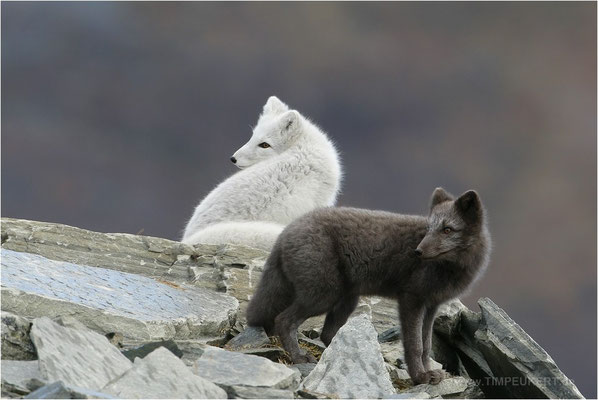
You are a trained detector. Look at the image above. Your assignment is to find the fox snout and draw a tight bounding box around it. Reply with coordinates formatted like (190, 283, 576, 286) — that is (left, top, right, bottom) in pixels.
(415, 235, 445, 259)
(415, 235, 432, 257)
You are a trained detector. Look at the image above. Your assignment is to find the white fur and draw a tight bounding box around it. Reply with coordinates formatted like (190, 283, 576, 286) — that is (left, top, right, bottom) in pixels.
(182, 96, 342, 250)
(183, 221, 285, 251)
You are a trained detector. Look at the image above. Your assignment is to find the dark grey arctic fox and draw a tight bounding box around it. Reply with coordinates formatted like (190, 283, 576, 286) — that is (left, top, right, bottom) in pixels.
(246, 188, 491, 385)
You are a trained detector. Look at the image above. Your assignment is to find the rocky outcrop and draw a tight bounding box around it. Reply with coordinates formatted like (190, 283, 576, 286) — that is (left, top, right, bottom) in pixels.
(0, 218, 584, 398)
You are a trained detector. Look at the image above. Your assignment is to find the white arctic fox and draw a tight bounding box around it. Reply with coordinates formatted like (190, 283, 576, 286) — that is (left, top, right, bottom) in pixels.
(182, 96, 342, 250)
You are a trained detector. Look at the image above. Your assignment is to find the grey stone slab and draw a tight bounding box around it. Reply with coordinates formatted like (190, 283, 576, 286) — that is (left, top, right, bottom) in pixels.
(474, 297, 584, 399)
(224, 326, 270, 351)
(402, 377, 469, 398)
(1, 218, 268, 283)
(433, 300, 469, 339)
(1, 360, 45, 393)
(378, 326, 402, 343)
(1, 249, 239, 340)
(193, 346, 300, 390)
(1, 311, 36, 360)
(301, 313, 395, 399)
(24, 381, 114, 399)
(30, 317, 132, 391)
(102, 347, 226, 399)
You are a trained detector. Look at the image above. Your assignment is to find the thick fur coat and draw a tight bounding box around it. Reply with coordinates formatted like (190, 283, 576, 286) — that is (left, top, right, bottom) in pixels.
(182, 96, 342, 250)
(246, 188, 491, 385)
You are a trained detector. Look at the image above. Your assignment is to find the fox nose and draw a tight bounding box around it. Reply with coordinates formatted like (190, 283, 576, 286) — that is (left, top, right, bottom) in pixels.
(230, 156, 237, 164)
(414, 248, 423, 257)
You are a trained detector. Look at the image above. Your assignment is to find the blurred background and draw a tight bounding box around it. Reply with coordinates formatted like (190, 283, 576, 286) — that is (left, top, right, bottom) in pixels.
(2, 2, 596, 396)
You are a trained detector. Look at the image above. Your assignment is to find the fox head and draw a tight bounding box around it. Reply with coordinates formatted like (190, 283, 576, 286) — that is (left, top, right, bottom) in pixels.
(415, 188, 486, 261)
(231, 96, 303, 169)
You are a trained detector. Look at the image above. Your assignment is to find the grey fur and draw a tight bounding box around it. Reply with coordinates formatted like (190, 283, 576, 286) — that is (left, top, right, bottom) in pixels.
(246, 188, 490, 385)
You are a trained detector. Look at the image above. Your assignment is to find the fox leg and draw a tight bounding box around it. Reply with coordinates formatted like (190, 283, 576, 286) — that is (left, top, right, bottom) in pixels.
(400, 298, 446, 385)
(421, 303, 447, 383)
(399, 296, 428, 384)
(274, 302, 317, 363)
(421, 303, 438, 370)
(320, 294, 359, 346)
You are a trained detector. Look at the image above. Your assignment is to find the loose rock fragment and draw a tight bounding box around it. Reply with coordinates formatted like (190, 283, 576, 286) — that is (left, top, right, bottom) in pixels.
(302, 313, 395, 398)
(193, 346, 300, 390)
(102, 347, 226, 399)
(378, 326, 402, 343)
(29, 317, 132, 390)
(224, 326, 270, 351)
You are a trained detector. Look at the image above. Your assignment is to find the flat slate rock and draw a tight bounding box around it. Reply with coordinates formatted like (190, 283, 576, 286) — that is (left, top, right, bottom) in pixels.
(25, 381, 114, 399)
(1, 249, 239, 340)
(193, 346, 300, 390)
(0, 217, 268, 282)
(30, 317, 132, 391)
(224, 326, 270, 351)
(378, 325, 402, 343)
(302, 313, 395, 398)
(474, 297, 584, 399)
(103, 347, 226, 399)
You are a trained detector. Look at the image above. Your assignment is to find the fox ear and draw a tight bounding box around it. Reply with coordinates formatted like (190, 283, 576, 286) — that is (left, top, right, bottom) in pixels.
(263, 96, 289, 115)
(430, 187, 454, 209)
(455, 190, 482, 220)
(279, 110, 301, 134)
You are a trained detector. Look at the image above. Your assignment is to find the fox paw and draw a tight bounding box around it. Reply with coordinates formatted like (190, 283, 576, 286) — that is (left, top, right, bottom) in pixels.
(413, 369, 447, 385)
(292, 352, 317, 364)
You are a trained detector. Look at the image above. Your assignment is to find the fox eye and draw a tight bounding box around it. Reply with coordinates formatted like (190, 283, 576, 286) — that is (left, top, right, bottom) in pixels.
(443, 227, 453, 234)
(258, 142, 271, 149)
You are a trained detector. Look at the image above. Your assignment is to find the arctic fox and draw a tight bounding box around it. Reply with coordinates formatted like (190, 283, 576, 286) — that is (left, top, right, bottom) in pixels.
(182, 96, 342, 250)
(246, 188, 491, 385)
